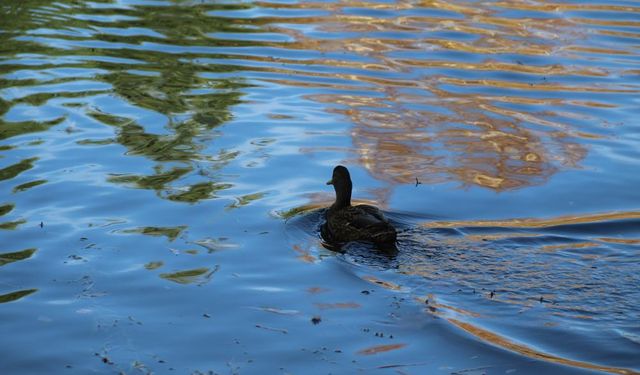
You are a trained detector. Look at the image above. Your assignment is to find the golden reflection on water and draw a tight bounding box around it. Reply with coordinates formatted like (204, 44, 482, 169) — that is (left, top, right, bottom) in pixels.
(392, 209, 640, 341)
(1, 0, 637, 196)
(448, 318, 639, 375)
(423, 210, 640, 228)
(411, 277, 638, 375)
(256, 0, 640, 191)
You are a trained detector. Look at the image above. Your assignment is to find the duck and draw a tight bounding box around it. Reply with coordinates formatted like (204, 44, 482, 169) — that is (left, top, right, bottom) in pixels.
(321, 165, 397, 246)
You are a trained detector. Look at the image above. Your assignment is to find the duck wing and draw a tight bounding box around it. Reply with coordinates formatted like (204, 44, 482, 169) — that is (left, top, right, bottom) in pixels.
(348, 205, 389, 229)
(324, 205, 397, 245)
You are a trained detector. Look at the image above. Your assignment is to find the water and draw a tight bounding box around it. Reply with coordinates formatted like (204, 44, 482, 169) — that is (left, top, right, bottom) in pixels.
(1, 1, 639, 374)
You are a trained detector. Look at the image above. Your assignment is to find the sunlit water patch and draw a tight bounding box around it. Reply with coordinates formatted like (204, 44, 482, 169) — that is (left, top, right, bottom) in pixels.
(1, 0, 639, 374)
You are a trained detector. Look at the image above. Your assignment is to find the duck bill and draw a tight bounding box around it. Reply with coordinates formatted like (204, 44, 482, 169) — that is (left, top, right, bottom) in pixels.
(326, 179, 333, 185)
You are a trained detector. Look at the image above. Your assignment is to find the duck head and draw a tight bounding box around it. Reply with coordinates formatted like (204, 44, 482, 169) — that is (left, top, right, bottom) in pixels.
(326, 165, 352, 208)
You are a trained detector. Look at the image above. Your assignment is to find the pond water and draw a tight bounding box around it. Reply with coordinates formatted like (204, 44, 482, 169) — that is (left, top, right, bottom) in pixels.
(1, 0, 639, 374)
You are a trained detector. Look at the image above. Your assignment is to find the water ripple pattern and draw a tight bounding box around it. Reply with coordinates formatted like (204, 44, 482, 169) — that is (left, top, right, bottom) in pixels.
(1, 1, 639, 374)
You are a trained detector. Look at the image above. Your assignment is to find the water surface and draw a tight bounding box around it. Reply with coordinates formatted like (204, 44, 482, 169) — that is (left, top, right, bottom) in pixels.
(1, 0, 639, 374)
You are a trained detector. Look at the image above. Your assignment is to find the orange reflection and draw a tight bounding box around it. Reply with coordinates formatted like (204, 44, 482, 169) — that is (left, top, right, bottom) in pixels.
(448, 318, 639, 375)
(246, 0, 640, 192)
(357, 343, 406, 355)
(292, 244, 317, 263)
(423, 210, 640, 228)
(331, 87, 588, 191)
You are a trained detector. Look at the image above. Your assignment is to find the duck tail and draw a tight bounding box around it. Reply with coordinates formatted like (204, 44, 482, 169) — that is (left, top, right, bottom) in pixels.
(371, 225, 397, 244)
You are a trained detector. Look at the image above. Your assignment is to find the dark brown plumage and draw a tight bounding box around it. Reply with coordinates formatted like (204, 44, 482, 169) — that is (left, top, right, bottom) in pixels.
(321, 165, 397, 245)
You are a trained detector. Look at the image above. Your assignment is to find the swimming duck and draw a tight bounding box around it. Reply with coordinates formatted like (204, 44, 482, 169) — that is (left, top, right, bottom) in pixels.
(321, 165, 397, 246)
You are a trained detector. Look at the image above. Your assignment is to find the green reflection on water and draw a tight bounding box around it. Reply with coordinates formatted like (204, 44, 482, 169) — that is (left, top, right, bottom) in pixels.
(0, 248, 36, 267)
(144, 261, 164, 270)
(227, 192, 268, 210)
(276, 204, 321, 220)
(1, 0, 249, 204)
(0, 220, 25, 230)
(109, 166, 192, 190)
(0, 118, 64, 141)
(13, 179, 46, 193)
(0, 157, 37, 181)
(159, 266, 218, 285)
(0, 99, 9, 116)
(76, 138, 115, 146)
(0, 203, 14, 217)
(86, 63, 242, 202)
(0, 203, 23, 231)
(0, 288, 37, 303)
(122, 225, 186, 242)
(167, 181, 233, 203)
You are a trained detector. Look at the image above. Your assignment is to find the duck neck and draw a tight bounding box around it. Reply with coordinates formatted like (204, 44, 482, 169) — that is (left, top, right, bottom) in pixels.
(332, 181, 352, 209)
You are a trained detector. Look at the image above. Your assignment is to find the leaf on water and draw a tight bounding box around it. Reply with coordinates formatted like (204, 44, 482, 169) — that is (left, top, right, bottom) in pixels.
(160, 265, 218, 285)
(121, 226, 186, 242)
(144, 261, 164, 270)
(0, 248, 36, 267)
(0, 289, 37, 304)
(357, 344, 406, 356)
(13, 179, 47, 193)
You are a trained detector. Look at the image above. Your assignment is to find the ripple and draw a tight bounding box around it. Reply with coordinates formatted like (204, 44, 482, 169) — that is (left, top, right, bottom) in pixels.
(286, 206, 640, 371)
(1, 0, 639, 373)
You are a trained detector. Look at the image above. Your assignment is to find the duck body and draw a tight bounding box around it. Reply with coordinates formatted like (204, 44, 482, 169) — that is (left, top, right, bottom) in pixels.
(321, 166, 397, 246)
(322, 204, 397, 244)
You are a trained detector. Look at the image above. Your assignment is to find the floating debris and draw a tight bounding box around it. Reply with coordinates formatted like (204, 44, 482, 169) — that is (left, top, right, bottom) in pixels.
(255, 324, 288, 334)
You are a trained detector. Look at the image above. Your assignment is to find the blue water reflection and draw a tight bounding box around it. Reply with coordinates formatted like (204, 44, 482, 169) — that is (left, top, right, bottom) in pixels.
(1, 0, 639, 374)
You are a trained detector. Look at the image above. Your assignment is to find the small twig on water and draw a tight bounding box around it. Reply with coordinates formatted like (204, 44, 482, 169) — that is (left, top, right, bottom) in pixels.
(255, 324, 288, 334)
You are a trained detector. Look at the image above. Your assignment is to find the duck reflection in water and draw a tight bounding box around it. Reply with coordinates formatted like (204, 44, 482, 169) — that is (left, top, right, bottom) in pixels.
(321, 165, 398, 254)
